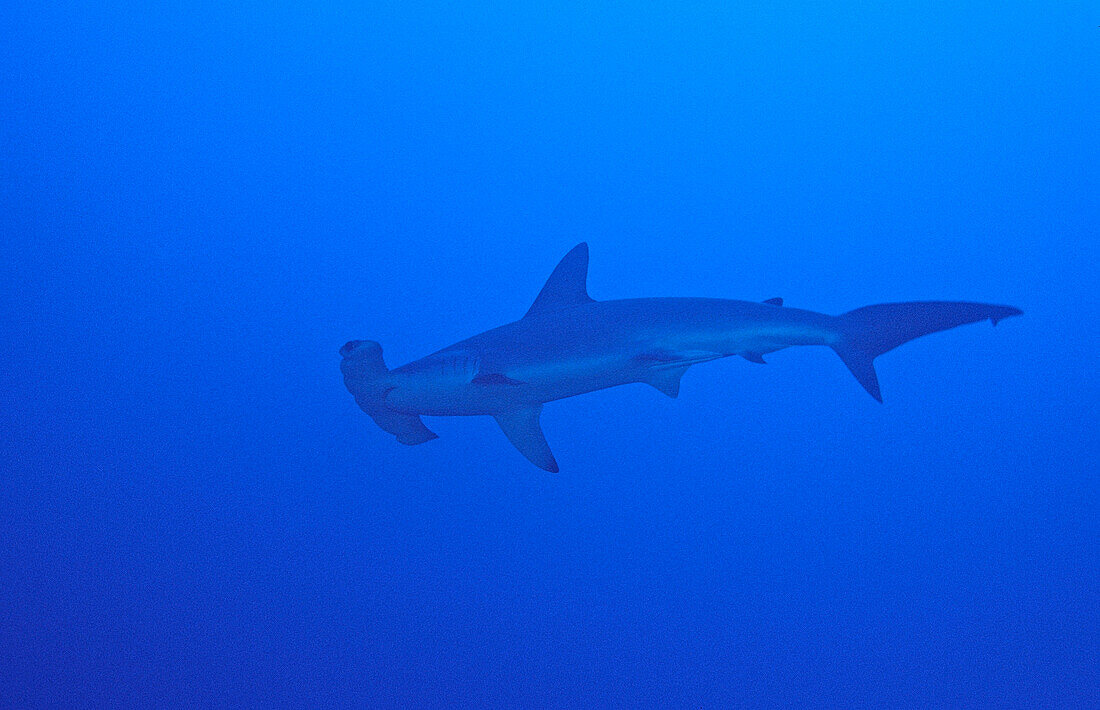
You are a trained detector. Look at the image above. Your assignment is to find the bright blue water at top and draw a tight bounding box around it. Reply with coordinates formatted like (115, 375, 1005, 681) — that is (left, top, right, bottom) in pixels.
(2, 2, 1097, 707)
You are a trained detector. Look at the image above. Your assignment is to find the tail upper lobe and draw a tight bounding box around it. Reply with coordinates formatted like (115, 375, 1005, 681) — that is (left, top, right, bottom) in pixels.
(831, 301, 1022, 402)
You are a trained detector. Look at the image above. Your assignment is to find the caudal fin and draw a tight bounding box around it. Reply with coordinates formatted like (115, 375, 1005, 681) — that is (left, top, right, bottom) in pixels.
(832, 301, 1022, 402)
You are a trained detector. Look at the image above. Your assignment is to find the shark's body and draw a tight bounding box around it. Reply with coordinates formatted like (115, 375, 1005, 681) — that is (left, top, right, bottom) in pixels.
(342, 244, 1021, 471)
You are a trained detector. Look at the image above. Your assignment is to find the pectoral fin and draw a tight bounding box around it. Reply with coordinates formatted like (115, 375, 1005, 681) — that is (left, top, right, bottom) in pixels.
(471, 372, 526, 386)
(493, 406, 558, 472)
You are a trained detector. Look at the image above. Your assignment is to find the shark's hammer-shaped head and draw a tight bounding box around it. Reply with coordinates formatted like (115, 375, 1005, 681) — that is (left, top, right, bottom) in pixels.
(339, 340, 390, 402)
(341, 339, 497, 416)
(340, 340, 441, 446)
(339, 339, 378, 360)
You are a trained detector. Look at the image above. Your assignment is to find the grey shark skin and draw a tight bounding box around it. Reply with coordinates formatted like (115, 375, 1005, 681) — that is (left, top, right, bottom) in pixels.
(341, 244, 1021, 472)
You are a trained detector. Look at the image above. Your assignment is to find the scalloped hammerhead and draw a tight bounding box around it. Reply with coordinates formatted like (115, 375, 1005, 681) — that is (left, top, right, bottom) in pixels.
(341, 244, 1020, 471)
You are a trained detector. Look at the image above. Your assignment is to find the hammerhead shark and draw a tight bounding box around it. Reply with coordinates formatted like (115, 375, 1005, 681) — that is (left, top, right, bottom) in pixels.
(341, 244, 1020, 472)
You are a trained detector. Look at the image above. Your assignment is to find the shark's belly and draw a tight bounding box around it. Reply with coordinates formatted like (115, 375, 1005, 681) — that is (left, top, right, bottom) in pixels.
(385, 347, 640, 416)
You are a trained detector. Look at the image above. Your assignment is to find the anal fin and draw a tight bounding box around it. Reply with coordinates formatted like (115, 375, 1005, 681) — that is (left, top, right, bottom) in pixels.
(740, 352, 767, 364)
(493, 406, 558, 472)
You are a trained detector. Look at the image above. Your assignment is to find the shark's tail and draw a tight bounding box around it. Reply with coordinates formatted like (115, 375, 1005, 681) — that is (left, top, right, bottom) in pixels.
(831, 301, 1022, 402)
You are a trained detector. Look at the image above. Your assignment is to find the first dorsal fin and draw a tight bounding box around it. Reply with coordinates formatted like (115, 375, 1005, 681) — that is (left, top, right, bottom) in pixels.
(524, 243, 595, 318)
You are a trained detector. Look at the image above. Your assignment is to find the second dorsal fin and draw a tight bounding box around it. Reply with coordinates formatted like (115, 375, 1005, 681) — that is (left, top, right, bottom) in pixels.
(524, 243, 595, 318)
(763, 297, 783, 306)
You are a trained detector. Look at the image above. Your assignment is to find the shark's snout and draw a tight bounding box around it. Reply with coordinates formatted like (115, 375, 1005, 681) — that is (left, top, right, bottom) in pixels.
(340, 340, 373, 358)
(340, 339, 383, 359)
(340, 339, 389, 392)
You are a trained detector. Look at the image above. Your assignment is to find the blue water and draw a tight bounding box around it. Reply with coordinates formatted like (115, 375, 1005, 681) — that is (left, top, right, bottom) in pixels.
(3, 2, 1097, 707)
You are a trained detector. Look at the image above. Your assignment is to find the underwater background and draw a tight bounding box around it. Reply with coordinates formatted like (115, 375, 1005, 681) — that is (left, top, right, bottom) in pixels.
(3, 2, 1098, 707)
